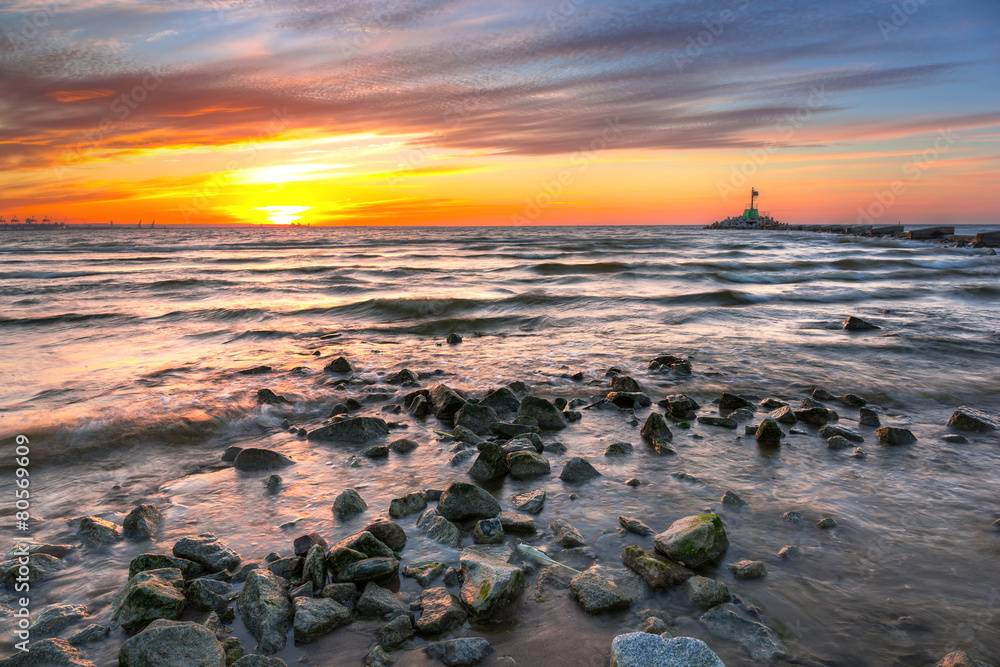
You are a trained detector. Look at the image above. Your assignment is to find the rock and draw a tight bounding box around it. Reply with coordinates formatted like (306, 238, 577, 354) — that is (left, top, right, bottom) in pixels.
(942, 434, 970, 444)
(77, 516, 121, 546)
(489, 421, 539, 438)
(510, 489, 546, 514)
(236, 569, 294, 654)
(67, 624, 110, 646)
(472, 518, 504, 544)
(850, 447, 868, 459)
(842, 393, 867, 406)
(498, 510, 535, 534)
(416, 587, 467, 634)
(817, 517, 838, 529)
(683, 576, 729, 608)
(653, 514, 729, 568)
(610, 375, 642, 392)
(607, 391, 653, 409)
(173, 534, 240, 572)
(366, 646, 395, 667)
(416, 509, 461, 548)
(459, 546, 523, 618)
(128, 553, 202, 580)
(625, 478, 641, 487)
(718, 392, 755, 412)
(111, 567, 186, 630)
(638, 616, 668, 634)
(185, 577, 232, 612)
(390, 437, 419, 453)
(859, 406, 882, 427)
(468, 443, 509, 482)
(308, 416, 389, 443)
(293, 533, 328, 558)
(118, 620, 224, 666)
(28, 603, 88, 638)
(550, 519, 586, 547)
(256, 388, 289, 405)
(819, 424, 864, 442)
(610, 633, 724, 667)
(263, 474, 282, 491)
(569, 569, 631, 614)
(697, 416, 737, 429)
(663, 394, 700, 420)
(455, 402, 499, 435)
(239, 365, 271, 375)
(321, 582, 359, 605)
(389, 491, 428, 518)
(782, 511, 803, 525)
(377, 613, 414, 646)
(232, 448, 293, 471)
(700, 603, 788, 662)
(403, 560, 447, 586)
(362, 445, 390, 458)
(778, 545, 802, 559)
(827, 435, 855, 449)
(507, 450, 551, 478)
(333, 488, 368, 519)
(641, 412, 673, 443)
(516, 395, 567, 429)
(843, 316, 879, 330)
(937, 651, 994, 667)
(292, 597, 352, 643)
(755, 418, 783, 444)
(721, 490, 749, 507)
(232, 657, 287, 667)
(325, 356, 352, 373)
(409, 394, 431, 419)
(729, 560, 767, 579)
(559, 457, 601, 483)
(331, 531, 394, 559)
(605, 441, 634, 456)
(303, 544, 327, 590)
(385, 368, 418, 385)
(621, 545, 694, 589)
(431, 384, 469, 421)
(618, 516, 653, 536)
(122, 505, 164, 540)
(794, 407, 831, 426)
(480, 387, 521, 416)
(877, 426, 917, 446)
(770, 405, 797, 424)
(730, 407, 756, 422)
(446, 333, 463, 344)
(438, 482, 501, 520)
(424, 637, 493, 666)
(363, 519, 407, 550)
(947, 406, 1000, 432)
(0, 638, 97, 666)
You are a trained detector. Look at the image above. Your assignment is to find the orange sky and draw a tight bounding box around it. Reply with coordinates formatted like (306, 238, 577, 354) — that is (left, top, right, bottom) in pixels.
(2, 1, 999, 226)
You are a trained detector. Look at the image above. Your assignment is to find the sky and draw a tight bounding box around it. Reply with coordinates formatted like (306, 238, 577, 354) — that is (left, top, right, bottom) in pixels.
(1, 0, 998, 226)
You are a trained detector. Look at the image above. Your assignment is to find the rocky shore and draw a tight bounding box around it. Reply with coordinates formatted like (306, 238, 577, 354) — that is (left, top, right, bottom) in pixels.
(2, 352, 999, 667)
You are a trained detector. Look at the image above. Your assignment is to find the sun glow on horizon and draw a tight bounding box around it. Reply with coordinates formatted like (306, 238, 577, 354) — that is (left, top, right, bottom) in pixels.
(251, 205, 312, 225)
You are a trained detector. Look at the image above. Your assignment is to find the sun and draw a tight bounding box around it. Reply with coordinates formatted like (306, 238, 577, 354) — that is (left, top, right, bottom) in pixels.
(251, 206, 312, 225)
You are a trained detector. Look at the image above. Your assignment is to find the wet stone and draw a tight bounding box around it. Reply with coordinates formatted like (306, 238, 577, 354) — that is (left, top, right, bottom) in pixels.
(721, 490, 749, 507)
(509, 489, 546, 514)
(618, 515, 653, 536)
(333, 488, 368, 519)
(729, 559, 767, 579)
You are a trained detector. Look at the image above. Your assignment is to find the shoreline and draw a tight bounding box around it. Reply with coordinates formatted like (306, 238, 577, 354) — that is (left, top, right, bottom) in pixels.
(705, 220, 1000, 249)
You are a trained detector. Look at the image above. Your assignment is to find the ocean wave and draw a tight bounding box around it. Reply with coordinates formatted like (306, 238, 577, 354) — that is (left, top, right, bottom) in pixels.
(530, 261, 633, 275)
(0, 312, 126, 327)
(0, 270, 108, 279)
(150, 308, 270, 323)
(225, 329, 300, 342)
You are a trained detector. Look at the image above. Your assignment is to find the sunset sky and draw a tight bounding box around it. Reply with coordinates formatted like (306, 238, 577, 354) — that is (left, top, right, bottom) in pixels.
(1, 0, 998, 226)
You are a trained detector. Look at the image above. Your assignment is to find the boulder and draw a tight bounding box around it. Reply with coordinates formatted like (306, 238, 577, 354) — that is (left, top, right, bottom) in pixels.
(437, 482, 501, 520)
(385, 368, 418, 385)
(256, 388, 289, 405)
(516, 395, 567, 429)
(416, 509, 461, 548)
(424, 637, 493, 666)
(755, 418, 783, 444)
(292, 596, 352, 643)
(729, 560, 767, 579)
(128, 553, 203, 580)
(700, 603, 787, 662)
(719, 392, 755, 412)
(363, 519, 407, 551)
(77, 516, 121, 546)
(459, 547, 523, 618)
(173, 534, 241, 572)
(431, 384, 468, 421)
(403, 560, 447, 586)
(409, 395, 431, 419)
(365, 646, 394, 667)
(267, 556, 302, 580)
(827, 435, 854, 450)
(303, 544, 327, 590)
(472, 518, 504, 544)
(663, 394, 700, 420)
(683, 576, 729, 608)
(550, 519, 586, 547)
(610, 633, 724, 667)
(770, 405, 797, 424)
(498, 510, 535, 534)
(468, 443, 509, 482)
(232, 448, 293, 472)
(232, 657, 287, 667)
(610, 375, 642, 392)
(416, 587, 467, 634)
(618, 516, 653, 536)
(111, 567, 186, 631)
(357, 581, 410, 618)
(607, 392, 652, 409)
(947, 406, 1000, 432)
(308, 416, 389, 443)
(293, 532, 328, 558)
(653, 514, 729, 568)
(333, 488, 368, 519)
(697, 416, 737, 429)
(389, 437, 419, 453)
(118, 620, 224, 666)
(337, 558, 400, 586)
(455, 402, 499, 435)
(843, 316, 879, 330)
(569, 569, 632, 614)
(640, 412, 672, 443)
(332, 532, 394, 559)
(28, 603, 88, 638)
(236, 569, 293, 654)
(325, 356, 352, 373)
(185, 578, 232, 612)
(621, 546, 694, 589)
(819, 424, 864, 442)
(794, 407, 831, 426)
(480, 387, 521, 416)
(1, 638, 97, 666)
(936, 651, 993, 667)
(489, 421, 539, 438)
(389, 491, 428, 518)
(859, 406, 882, 427)
(377, 613, 414, 646)
(122, 505, 164, 540)
(559, 457, 601, 484)
(720, 490, 749, 507)
(66, 624, 109, 646)
(605, 441, 634, 456)
(506, 450, 550, 478)
(509, 489, 546, 514)
(877, 426, 917, 446)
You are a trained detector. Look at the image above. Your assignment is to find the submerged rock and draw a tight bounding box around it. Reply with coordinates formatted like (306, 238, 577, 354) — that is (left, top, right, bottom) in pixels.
(333, 488, 368, 519)
(122, 505, 164, 541)
(618, 515, 654, 536)
(111, 567, 185, 631)
(700, 603, 787, 662)
(550, 519, 586, 547)
(510, 489, 546, 514)
(842, 316, 880, 330)
(237, 569, 293, 654)
(621, 545, 694, 589)
(424, 637, 493, 666)
(697, 416, 737, 429)
(506, 450, 550, 478)
(610, 633, 724, 667)
(605, 441, 634, 456)
(559, 457, 602, 483)
(308, 416, 389, 443)
(859, 406, 882, 427)
(641, 412, 673, 443)
(947, 406, 1000, 432)
(431, 384, 469, 421)
(729, 560, 767, 579)
(570, 569, 632, 614)
(720, 490, 749, 507)
(29, 603, 88, 638)
(468, 443, 509, 482)
(516, 395, 567, 429)
(455, 402, 499, 435)
(389, 491, 428, 518)
(877, 426, 917, 446)
(77, 516, 121, 546)
(118, 620, 224, 667)
(683, 576, 729, 608)
(653, 514, 729, 568)
(438, 482, 501, 520)
(232, 448, 294, 472)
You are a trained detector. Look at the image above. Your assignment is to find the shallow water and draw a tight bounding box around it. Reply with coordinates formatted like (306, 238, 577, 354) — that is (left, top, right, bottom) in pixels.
(1, 225, 998, 665)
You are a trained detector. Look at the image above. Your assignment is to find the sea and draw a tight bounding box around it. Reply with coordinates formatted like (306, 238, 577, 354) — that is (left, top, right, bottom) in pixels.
(1, 225, 998, 665)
